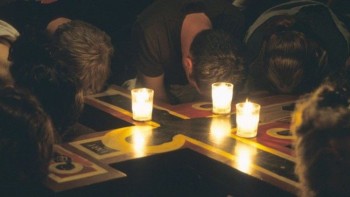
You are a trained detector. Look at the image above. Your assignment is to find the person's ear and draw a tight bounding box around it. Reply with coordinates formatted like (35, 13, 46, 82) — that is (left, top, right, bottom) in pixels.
(185, 57, 202, 94)
(184, 56, 193, 75)
(184, 56, 197, 87)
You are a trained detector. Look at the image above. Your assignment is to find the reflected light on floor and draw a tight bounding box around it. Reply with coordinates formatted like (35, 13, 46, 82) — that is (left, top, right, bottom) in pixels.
(234, 143, 257, 174)
(209, 116, 232, 145)
(131, 126, 153, 157)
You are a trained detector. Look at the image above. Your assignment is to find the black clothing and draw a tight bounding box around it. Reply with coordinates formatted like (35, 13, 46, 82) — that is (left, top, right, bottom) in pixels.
(132, 0, 244, 87)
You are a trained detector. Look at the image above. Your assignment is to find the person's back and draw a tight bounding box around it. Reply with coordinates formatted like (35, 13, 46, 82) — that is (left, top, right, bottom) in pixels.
(0, 86, 55, 196)
(292, 83, 350, 197)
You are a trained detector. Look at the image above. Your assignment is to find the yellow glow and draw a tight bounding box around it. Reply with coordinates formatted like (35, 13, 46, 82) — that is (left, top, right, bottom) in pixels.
(131, 88, 154, 121)
(234, 143, 257, 173)
(209, 116, 232, 144)
(131, 126, 152, 157)
(236, 100, 260, 138)
(211, 82, 233, 114)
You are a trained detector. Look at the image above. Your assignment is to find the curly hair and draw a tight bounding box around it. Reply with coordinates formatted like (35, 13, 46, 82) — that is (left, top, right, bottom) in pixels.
(52, 20, 114, 94)
(190, 29, 246, 98)
(292, 83, 350, 197)
(0, 86, 54, 191)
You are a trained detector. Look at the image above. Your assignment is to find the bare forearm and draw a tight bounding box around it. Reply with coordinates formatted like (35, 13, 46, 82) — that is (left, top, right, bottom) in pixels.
(136, 73, 170, 104)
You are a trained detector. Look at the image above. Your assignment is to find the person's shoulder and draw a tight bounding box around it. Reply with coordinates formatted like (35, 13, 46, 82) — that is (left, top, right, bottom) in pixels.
(136, 0, 183, 25)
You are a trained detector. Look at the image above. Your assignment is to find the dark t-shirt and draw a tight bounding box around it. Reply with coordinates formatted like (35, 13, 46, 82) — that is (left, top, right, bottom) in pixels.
(132, 0, 244, 87)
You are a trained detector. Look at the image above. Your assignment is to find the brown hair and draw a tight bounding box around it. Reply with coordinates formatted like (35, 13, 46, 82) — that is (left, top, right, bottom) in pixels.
(190, 29, 246, 97)
(0, 87, 54, 189)
(249, 15, 328, 94)
(292, 84, 350, 197)
(52, 20, 114, 94)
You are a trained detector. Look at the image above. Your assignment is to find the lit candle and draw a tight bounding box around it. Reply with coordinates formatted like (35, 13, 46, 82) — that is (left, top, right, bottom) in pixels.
(131, 88, 154, 121)
(211, 82, 234, 115)
(236, 99, 260, 138)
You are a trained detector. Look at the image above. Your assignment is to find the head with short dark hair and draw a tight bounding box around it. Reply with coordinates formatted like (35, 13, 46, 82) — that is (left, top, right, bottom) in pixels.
(51, 20, 114, 94)
(189, 29, 246, 98)
(292, 83, 350, 197)
(0, 86, 54, 190)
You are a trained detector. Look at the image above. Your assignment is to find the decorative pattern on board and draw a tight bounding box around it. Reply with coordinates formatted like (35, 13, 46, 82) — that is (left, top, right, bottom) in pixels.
(48, 145, 107, 183)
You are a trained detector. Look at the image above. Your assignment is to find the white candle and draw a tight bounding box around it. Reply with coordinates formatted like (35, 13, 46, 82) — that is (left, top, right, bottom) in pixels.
(211, 82, 234, 115)
(236, 100, 260, 138)
(131, 88, 154, 121)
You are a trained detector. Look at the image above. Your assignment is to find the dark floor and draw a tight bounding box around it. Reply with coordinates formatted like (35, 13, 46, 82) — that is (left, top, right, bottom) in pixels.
(111, 148, 296, 197)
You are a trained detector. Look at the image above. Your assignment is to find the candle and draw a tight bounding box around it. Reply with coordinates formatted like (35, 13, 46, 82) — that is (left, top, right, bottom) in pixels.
(211, 82, 234, 115)
(236, 100, 260, 138)
(131, 88, 154, 121)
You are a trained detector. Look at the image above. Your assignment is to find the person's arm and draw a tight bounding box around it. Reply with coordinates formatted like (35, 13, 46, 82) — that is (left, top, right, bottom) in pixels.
(131, 19, 171, 103)
(136, 73, 169, 104)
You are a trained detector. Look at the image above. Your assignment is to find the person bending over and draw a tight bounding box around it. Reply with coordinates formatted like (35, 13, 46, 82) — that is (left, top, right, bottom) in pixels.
(47, 18, 114, 95)
(10, 34, 84, 141)
(245, 0, 350, 95)
(131, 0, 246, 104)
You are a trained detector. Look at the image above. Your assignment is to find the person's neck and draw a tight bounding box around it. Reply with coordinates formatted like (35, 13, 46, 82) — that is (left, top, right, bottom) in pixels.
(181, 13, 212, 62)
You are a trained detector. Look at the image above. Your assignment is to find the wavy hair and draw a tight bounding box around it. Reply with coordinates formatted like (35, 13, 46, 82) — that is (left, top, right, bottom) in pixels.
(292, 83, 350, 197)
(0, 87, 54, 189)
